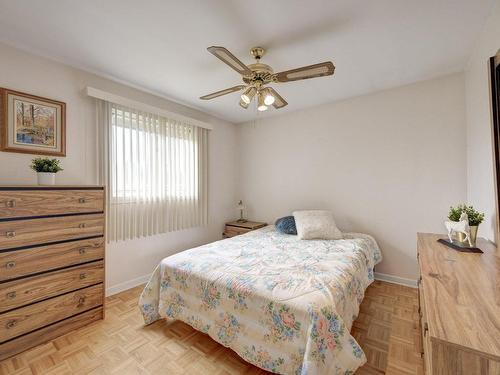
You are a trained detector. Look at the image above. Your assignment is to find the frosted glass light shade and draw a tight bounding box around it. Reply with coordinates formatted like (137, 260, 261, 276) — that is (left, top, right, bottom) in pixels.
(262, 88, 275, 105)
(241, 87, 256, 104)
(239, 98, 250, 109)
(257, 92, 268, 111)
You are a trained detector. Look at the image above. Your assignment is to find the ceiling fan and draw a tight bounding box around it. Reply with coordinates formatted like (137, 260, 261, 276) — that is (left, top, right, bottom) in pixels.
(200, 46, 335, 111)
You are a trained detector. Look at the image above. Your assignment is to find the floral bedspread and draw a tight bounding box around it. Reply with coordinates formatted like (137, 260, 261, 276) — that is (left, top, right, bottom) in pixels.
(139, 226, 382, 375)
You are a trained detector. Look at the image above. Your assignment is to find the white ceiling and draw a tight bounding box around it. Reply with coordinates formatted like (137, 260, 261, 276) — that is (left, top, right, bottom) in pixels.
(0, 0, 495, 123)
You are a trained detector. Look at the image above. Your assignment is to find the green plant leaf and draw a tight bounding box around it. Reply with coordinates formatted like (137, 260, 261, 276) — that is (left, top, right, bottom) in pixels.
(30, 157, 63, 173)
(448, 203, 484, 226)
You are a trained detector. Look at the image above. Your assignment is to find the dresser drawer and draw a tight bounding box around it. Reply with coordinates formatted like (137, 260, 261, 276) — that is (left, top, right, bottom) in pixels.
(0, 189, 103, 219)
(224, 226, 251, 236)
(224, 228, 252, 238)
(422, 324, 432, 375)
(0, 284, 103, 343)
(0, 307, 103, 361)
(0, 237, 104, 282)
(0, 261, 104, 313)
(0, 214, 104, 251)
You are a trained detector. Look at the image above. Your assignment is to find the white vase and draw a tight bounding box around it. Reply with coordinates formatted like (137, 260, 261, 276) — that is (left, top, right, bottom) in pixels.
(37, 172, 56, 185)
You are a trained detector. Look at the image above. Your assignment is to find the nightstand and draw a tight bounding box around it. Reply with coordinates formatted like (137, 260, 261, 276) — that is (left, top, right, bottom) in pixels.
(223, 221, 267, 238)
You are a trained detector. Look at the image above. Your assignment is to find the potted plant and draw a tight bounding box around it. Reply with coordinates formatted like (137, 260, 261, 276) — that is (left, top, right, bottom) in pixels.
(30, 157, 63, 185)
(448, 204, 485, 246)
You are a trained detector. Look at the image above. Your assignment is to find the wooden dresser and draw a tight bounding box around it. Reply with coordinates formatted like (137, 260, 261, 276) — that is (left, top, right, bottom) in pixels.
(417, 233, 500, 375)
(223, 220, 267, 238)
(0, 186, 105, 360)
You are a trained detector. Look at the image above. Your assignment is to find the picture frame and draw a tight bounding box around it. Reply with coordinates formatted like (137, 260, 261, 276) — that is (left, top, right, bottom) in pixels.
(0, 88, 66, 156)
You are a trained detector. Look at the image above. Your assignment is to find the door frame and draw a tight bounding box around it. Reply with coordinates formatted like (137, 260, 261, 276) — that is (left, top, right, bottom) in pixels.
(490, 53, 500, 242)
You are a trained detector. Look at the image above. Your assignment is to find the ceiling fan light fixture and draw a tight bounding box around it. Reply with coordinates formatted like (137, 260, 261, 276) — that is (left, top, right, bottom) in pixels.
(262, 88, 275, 106)
(239, 98, 250, 109)
(201, 46, 331, 111)
(257, 92, 268, 111)
(241, 86, 256, 104)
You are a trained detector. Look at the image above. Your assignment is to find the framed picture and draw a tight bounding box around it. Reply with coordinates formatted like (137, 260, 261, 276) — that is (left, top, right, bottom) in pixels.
(0, 88, 66, 156)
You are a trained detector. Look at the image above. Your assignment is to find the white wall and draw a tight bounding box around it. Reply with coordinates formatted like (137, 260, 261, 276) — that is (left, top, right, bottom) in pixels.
(465, 0, 500, 242)
(0, 40, 477, 287)
(0, 42, 239, 294)
(237, 74, 467, 281)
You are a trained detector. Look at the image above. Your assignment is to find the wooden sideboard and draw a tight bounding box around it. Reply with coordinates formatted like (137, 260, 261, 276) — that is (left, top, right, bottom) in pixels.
(0, 186, 105, 360)
(417, 233, 500, 375)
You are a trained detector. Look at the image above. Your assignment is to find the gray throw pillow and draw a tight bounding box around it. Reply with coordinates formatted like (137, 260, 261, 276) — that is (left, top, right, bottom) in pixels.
(293, 210, 343, 240)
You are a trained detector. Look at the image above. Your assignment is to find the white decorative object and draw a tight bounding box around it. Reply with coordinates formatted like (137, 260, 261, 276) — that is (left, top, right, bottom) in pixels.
(37, 172, 56, 185)
(444, 212, 472, 246)
(293, 210, 343, 240)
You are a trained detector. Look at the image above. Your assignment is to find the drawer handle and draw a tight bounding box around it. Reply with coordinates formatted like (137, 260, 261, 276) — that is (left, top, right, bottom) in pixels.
(78, 198, 87, 204)
(79, 223, 86, 229)
(5, 200, 16, 208)
(6, 291, 16, 299)
(424, 322, 429, 336)
(6, 320, 17, 329)
(5, 261, 16, 269)
(79, 273, 87, 280)
(77, 296, 86, 307)
(5, 231, 16, 238)
(78, 247, 87, 255)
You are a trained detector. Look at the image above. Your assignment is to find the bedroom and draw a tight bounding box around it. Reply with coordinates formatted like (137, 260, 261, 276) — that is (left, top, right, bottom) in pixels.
(0, 0, 499, 374)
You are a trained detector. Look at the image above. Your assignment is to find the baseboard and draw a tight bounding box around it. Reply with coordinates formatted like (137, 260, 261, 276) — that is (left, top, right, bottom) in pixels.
(106, 273, 151, 297)
(374, 272, 417, 288)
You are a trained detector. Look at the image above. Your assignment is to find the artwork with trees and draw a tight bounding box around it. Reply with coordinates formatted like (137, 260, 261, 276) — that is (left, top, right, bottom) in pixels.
(14, 99, 56, 147)
(1, 87, 66, 156)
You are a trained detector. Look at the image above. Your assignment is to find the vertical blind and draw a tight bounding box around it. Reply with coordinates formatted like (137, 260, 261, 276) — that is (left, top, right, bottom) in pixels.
(97, 100, 208, 242)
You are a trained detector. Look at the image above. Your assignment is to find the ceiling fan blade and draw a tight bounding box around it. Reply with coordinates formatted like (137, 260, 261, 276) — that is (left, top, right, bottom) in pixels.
(207, 46, 253, 76)
(267, 87, 288, 109)
(200, 85, 246, 100)
(274, 61, 335, 83)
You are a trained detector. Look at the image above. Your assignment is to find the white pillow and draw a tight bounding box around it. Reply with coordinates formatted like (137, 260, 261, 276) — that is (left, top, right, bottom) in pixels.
(293, 210, 343, 240)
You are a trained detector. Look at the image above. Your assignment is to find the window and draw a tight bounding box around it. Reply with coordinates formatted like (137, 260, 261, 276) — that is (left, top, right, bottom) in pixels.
(111, 107, 199, 201)
(98, 102, 208, 241)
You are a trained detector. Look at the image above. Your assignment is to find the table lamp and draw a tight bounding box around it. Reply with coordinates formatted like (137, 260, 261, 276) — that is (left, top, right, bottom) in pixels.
(237, 200, 247, 223)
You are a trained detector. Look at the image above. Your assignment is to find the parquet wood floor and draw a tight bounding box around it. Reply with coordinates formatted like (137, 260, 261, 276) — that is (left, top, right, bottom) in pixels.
(0, 280, 423, 375)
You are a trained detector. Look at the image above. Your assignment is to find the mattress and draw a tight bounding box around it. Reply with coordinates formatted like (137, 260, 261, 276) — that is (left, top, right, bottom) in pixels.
(139, 225, 382, 374)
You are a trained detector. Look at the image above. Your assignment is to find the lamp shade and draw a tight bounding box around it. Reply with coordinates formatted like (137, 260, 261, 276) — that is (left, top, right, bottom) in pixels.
(241, 87, 256, 104)
(262, 87, 275, 105)
(239, 98, 250, 109)
(257, 92, 268, 111)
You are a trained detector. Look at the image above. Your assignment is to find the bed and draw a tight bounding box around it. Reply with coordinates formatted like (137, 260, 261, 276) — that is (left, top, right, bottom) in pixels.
(139, 225, 382, 375)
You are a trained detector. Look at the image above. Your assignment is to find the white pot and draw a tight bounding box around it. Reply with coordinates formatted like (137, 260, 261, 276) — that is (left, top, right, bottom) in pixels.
(37, 172, 56, 185)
